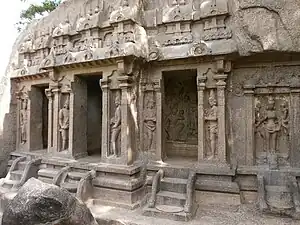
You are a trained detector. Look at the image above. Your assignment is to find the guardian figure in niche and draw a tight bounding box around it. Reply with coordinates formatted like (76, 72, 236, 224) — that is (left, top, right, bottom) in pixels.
(205, 90, 218, 160)
(20, 99, 28, 144)
(256, 96, 281, 153)
(59, 98, 70, 151)
(144, 97, 156, 151)
(110, 94, 121, 156)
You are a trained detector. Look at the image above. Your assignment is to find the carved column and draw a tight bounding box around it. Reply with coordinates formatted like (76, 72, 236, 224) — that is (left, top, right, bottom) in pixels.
(100, 76, 111, 159)
(290, 87, 300, 167)
(45, 87, 53, 152)
(244, 85, 255, 166)
(16, 89, 29, 152)
(140, 80, 147, 152)
(215, 74, 227, 163)
(196, 74, 206, 162)
(52, 85, 61, 153)
(153, 78, 164, 161)
(118, 75, 134, 165)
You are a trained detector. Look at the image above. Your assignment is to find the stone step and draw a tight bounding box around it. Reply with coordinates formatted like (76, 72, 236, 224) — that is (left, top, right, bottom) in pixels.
(7, 159, 14, 167)
(38, 177, 54, 184)
(148, 167, 190, 179)
(17, 161, 28, 171)
(67, 171, 86, 181)
(156, 191, 186, 207)
(2, 179, 18, 189)
(10, 170, 23, 181)
(161, 177, 187, 193)
(196, 179, 240, 194)
(61, 182, 78, 193)
(143, 204, 197, 222)
(38, 168, 60, 179)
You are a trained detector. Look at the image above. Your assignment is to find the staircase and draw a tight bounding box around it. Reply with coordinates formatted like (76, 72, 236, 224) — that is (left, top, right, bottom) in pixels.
(38, 165, 95, 200)
(0, 154, 41, 211)
(1, 155, 41, 191)
(143, 168, 198, 221)
(60, 171, 87, 195)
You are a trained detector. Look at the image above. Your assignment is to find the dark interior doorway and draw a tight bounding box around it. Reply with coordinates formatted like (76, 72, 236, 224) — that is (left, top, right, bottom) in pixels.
(81, 75, 102, 156)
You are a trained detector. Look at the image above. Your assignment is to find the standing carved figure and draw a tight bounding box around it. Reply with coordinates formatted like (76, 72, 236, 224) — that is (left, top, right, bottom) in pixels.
(20, 99, 28, 144)
(256, 96, 280, 153)
(205, 90, 218, 160)
(59, 99, 70, 151)
(280, 100, 289, 135)
(110, 95, 121, 156)
(144, 98, 156, 151)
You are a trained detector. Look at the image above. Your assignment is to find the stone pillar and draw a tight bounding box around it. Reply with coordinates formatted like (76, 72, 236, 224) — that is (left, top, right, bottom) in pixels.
(118, 75, 134, 165)
(100, 76, 111, 159)
(244, 85, 255, 166)
(153, 78, 164, 161)
(69, 77, 87, 159)
(16, 91, 29, 152)
(215, 75, 227, 163)
(45, 87, 53, 151)
(196, 74, 206, 162)
(290, 87, 300, 167)
(140, 80, 147, 153)
(52, 85, 61, 153)
(28, 87, 44, 151)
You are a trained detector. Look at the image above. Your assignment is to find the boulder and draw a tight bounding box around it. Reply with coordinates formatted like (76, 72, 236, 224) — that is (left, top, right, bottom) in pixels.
(2, 178, 98, 225)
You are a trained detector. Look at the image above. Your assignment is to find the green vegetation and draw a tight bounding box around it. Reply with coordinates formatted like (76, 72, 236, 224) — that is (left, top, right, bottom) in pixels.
(17, 0, 61, 31)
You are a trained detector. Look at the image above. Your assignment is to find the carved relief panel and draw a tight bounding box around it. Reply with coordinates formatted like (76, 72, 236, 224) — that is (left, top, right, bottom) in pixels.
(59, 89, 71, 152)
(109, 90, 122, 157)
(204, 89, 218, 160)
(143, 90, 157, 152)
(16, 88, 29, 146)
(254, 94, 290, 166)
(229, 65, 300, 167)
(164, 73, 198, 145)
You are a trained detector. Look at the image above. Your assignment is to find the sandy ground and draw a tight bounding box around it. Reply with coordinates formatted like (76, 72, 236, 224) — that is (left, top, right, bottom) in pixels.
(0, 204, 299, 224)
(92, 204, 300, 225)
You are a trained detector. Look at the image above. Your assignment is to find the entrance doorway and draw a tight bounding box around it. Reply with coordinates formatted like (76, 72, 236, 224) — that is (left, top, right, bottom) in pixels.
(79, 75, 102, 156)
(163, 70, 198, 161)
(31, 85, 48, 150)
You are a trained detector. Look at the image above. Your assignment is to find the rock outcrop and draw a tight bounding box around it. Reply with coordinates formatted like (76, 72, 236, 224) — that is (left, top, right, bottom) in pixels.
(2, 178, 98, 225)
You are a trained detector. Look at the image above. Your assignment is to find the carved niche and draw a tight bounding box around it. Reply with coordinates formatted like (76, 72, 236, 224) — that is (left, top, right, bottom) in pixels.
(164, 73, 198, 144)
(143, 90, 157, 152)
(16, 87, 29, 145)
(230, 66, 296, 167)
(109, 90, 122, 157)
(204, 89, 218, 160)
(255, 94, 289, 166)
(58, 84, 72, 151)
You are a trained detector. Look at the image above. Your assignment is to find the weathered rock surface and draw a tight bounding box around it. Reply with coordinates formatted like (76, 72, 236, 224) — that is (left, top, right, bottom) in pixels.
(231, 0, 300, 55)
(2, 178, 98, 225)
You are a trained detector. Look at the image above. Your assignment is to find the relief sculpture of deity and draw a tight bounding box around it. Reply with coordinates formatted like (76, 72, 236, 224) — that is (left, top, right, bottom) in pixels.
(20, 99, 28, 144)
(59, 98, 70, 151)
(205, 90, 218, 160)
(110, 94, 121, 156)
(255, 96, 288, 154)
(144, 97, 156, 151)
